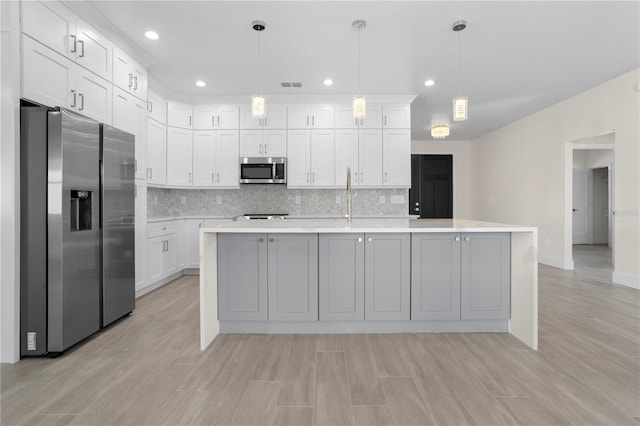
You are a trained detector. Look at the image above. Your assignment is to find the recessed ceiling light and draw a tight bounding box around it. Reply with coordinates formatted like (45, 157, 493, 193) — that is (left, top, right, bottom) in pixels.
(144, 31, 159, 40)
(424, 79, 435, 87)
(323, 78, 333, 86)
(195, 80, 206, 87)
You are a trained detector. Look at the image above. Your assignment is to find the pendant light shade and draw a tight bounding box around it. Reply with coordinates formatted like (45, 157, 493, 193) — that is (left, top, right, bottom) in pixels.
(352, 19, 366, 119)
(431, 125, 450, 140)
(453, 97, 468, 121)
(352, 96, 366, 120)
(252, 95, 266, 118)
(251, 20, 266, 118)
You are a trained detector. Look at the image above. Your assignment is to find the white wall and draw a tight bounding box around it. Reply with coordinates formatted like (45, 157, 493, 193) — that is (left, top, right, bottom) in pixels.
(1, 0, 22, 363)
(470, 69, 640, 286)
(411, 140, 472, 218)
(574, 149, 613, 169)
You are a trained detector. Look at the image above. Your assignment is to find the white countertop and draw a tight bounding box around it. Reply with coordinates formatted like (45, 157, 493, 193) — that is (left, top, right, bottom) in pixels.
(201, 218, 537, 233)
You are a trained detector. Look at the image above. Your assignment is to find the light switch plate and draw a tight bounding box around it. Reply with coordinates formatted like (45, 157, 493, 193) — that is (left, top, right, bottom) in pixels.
(180, 196, 186, 205)
(335, 195, 341, 204)
(379, 195, 386, 204)
(153, 195, 158, 204)
(295, 195, 301, 205)
(390, 195, 404, 204)
(216, 196, 222, 205)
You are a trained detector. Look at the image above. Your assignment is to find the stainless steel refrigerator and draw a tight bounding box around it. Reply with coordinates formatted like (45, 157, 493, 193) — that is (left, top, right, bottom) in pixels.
(20, 106, 135, 357)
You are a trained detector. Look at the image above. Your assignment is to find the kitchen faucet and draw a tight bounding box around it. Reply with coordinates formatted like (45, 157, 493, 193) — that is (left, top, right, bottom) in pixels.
(346, 167, 352, 223)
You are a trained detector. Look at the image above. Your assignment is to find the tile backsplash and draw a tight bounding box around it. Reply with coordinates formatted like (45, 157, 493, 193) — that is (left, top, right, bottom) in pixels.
(147, 186, 409, 219)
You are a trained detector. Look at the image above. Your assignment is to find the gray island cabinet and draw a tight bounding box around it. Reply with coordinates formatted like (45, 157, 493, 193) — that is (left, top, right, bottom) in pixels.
(200, 219, 539, 350)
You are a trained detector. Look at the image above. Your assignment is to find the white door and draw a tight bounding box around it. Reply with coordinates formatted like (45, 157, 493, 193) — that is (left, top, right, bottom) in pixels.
(334, 129, 359, 186)
(75, 19, 112, 81)
(264, 105, 287, 128)
(147, 90, 167, 124)
(75, 67, 112, 124)
(135, 181, 147, 291)
(185, 220, 203, 268)
(287, 105, 310, 129)
(22, 36, 75, 108)
(216, 105, 240, 129)
(358, 129, 383, 186)
(216, 130, 240, 187)
(167, 128, 193, 186)
(21, 0, 75, 60)
(360, 105, 383, 129)
(147, 120, 167, 184)
(311, 130, 335, 186)
(147, 236, 165, 283)
(382, 104, 411, 128)
(167, 101, 193, 129)
(382, 129, 411, 187)
(311, 105, 334, 128)
(263, 130, 286, 157)
(572, 169, 593, 244)
(194, 105, 216, 130)
(287, 130, 311, 187)
(240, 130, 263, 157)
(192, 131, 216, 186)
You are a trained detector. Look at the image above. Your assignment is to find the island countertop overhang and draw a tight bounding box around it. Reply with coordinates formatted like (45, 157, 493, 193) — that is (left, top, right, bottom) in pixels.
(200, 218, 537, 234)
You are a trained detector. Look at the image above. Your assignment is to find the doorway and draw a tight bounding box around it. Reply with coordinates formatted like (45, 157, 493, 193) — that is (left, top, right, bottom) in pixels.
(571, 140, 615, 279)
(409, 154, 453, 218)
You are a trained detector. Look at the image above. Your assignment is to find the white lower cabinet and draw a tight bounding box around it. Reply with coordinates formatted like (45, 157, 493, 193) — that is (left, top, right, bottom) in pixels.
(146, 221, 178, 283)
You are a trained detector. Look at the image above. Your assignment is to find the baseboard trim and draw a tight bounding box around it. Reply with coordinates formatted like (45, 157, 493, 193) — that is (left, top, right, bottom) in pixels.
(220, 320, 509, 334)
(135, 271, 185, 298)
(539, 256, 574, 270)
(612, 272, 640, 290)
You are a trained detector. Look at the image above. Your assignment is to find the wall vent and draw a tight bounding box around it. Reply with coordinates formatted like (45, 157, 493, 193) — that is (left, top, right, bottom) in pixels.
(281, 82, 303, 88)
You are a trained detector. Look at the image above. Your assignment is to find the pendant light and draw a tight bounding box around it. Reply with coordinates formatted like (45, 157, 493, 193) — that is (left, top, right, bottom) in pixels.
(352, 19, 366, 120)
(452, 19, 468, 122)
(251, 20, 266, 118)
(431, 125, 450, 140)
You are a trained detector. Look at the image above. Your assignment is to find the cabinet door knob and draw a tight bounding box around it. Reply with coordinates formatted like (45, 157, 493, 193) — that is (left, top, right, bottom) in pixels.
(464, 236, 470, 242)
(258, 238, 264, 243)
(367, 237, 372, 242)
(357, 237, 363, 243)
(454, 236, 460, 241)
(269, 238, 274, 243)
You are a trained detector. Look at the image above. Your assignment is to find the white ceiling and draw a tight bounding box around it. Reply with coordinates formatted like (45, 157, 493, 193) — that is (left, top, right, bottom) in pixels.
(68, 1, 639, 140)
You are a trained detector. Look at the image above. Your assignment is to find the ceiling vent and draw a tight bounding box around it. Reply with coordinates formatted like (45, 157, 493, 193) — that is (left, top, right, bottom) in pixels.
(281, 82, 303, 88)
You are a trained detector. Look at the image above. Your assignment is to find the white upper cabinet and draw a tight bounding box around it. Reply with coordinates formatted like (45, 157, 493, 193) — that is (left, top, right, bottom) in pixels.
(240, 104, 287, 129)
(75, 19, 113, 81)
(147, 119, 167, 185)
(113, 87, 146, 179)
(382, 104, 411, 128)
(167, 101, 193, 129)
(166, 127, 193, 186)
(147, 90, 167, 125)
(22, 35, 75, 108)
(113, 46, 147, 101)
(335, 104, 382, 128)
(334, 129, 359, 186)
(22, 2, 113, 81)
(358, 129, 383, 186)
(310, 130, 335, 186)
(287, 105, 334, 129)
(193, 105, 239, 130)
(190, 130, 239, 187)
(215, 130, 240, 187)
(239, 130, 286, 157)
(22, 36, 112, 124)
(192, 131, 216, 187)
(75, 66, 112, 124)
(382, 129, 411, 187)
(286, 130, 311, 187)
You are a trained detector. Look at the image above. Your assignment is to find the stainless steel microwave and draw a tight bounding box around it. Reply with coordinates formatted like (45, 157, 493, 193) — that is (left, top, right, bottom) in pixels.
(240, 157, 286, 184)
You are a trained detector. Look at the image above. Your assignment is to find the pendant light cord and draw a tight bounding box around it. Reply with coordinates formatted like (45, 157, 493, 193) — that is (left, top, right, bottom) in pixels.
(258, 30, 262, 96)
(358, 27, 361, 94)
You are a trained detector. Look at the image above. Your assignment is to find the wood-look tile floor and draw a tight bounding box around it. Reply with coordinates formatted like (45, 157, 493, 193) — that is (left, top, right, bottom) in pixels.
(2, 262, 639, 426)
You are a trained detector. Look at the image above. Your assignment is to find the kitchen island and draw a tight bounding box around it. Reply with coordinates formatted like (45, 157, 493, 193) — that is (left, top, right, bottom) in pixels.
(199, 218, 538, 350)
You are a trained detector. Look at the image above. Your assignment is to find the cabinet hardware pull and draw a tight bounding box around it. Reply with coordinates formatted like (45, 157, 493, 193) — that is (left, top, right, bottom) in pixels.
(454, 236, 460, 241)
(360, 172, 363, 183)
(312, 115, 315, 126)
(217, 172, 220, 183)
(128, 73, 133, 89)
(189, 115, 191, 126)
(70, 35, 77, 53)
(264, 144, 268, 155)
(78, 93, 84, 110)
(312, 172, 315, 183)
(384, 115, 387, 126)
(264, 117, 268, 127)
(354, 118, 358, 126)
(306, 115, 309, 126)
(134, 159, 137, 172)
(133, 76, 138, 91)
(148, 101, 152, 113)
(212, 172, 215, 183)
(166, 240, 169, 251)
(70, 90, 77, 107)
(307, 172, 309, 183)
(357, 237, 363, 243)
(212, 116, 215, 127)
(78, 39, 85, 57)
(217, 116, 220, 127)
(188, 172, 192, 183)
(148, 168, 152, 179)
(259, 144, 262, 155)
(384, 171, 387, 182)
